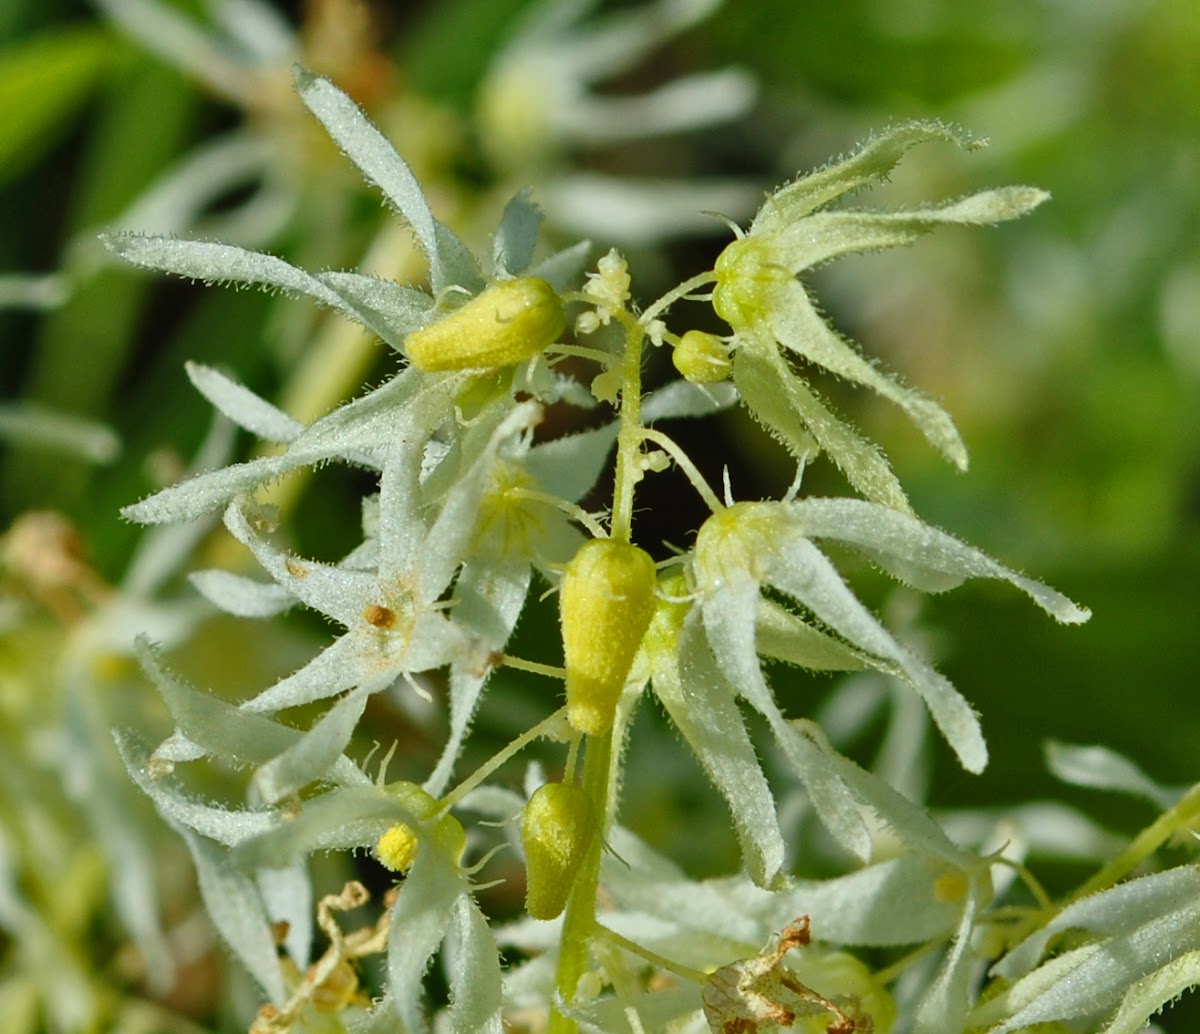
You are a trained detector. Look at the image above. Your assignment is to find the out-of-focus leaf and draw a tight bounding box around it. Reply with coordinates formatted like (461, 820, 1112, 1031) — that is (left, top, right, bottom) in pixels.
(0, 27, 112, 187)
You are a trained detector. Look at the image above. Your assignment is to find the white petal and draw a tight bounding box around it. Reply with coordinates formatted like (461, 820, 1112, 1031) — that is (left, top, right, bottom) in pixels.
(765, 280, 967, 470)
(642, 379, 738, 423)
(252, 685, 371, 804)
(697, 584, 872, 860)
(444, 896, 505, 1033)
(293, 68, 482, 295)
(733, 345, 911, 513)
(224, 497, 376, 627)
(181, 829, 286, 1004)
(1045, 740, 1180, 810)
(771, 188, 1050, 273)
(492, 189, 543, 277)
(316, 271, 433, 350)
(185, 361, 303, 442)
(770, 536, 988, 772)
(385, 847, 468, 1033)
(912, 880, 987, 1034)
(655, 613, 786, 889)
(790, 498, 1091, 623)
(117, 733, 276, 845)
(751, 121, 979, 234)
(189, 568, 295, 617)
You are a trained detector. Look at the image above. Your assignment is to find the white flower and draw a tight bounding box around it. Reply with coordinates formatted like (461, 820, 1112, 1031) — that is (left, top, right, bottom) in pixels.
(711, 122, 1049, 510)
(690, 498, 1089, 777)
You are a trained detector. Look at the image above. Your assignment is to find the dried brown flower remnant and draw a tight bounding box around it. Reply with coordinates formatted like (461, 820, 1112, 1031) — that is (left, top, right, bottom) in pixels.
(701, 918, 862, 1034)
(251, 881, 391, 1033)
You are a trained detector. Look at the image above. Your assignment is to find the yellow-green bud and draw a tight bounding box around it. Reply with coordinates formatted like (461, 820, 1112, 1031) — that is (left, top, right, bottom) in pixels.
(672, 330, 732, 384)
(711, 237, 791, 329)
(405, 277, 565, 372)
(521, 782, 595, 920)
(374, 782, 466, 872)
(560, 538, 657, 735)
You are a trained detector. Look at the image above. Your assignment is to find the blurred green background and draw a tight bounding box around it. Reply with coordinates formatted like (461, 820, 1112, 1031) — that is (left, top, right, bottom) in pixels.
(1, 0, 1198, 1029)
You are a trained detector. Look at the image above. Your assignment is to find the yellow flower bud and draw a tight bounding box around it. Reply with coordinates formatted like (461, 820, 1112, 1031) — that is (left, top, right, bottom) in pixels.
(405, 276, 565, 372)
(672, 330, 732, 384)
(521, 782, 595, 920)
(374, 782, 466, 872)
(560, 538, 657, 735)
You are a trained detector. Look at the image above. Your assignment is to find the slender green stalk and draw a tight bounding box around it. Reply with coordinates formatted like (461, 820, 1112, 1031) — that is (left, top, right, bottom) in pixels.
(548, 729, 614, 1034)
(1065, 782, 1200, 905)
(438, 706, 568, 812)
(595, 924, 709, 985)
(640, 270, 718, 324)
(609, 315, 645, 544)
(639, 427, 723, 515)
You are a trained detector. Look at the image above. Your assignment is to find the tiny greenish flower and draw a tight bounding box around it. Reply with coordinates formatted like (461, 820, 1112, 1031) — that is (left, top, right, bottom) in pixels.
(521, 781, 595, 920)
(673, 329, 733, 384)
(405, 276, 565, 372)
(708, 121, 1050, 509)
(560, 537, 657, 735)
(691, 498, 1089, 775)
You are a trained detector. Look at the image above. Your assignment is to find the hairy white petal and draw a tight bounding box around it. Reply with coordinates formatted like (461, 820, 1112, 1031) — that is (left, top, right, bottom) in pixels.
(493, 189, 543, 277)
(185, 361, 302, 442)
(790, 497, 1091, 623)
(653, 613, 786, 889)
(189, 568, 294, 617)
(751, 121, 979, 234)
(444, 897, 505, 1033)
(696, 585, 873, 861)
(294, 68, 482, 295)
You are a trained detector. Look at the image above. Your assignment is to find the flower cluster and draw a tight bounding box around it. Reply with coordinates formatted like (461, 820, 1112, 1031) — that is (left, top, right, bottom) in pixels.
(105, 67, 1200, 1034)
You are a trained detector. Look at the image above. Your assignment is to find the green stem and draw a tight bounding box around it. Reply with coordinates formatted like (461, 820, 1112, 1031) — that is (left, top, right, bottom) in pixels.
(548, 729, 614, 1033)
(1065, 782, 1200, 905)
(609, 316, 645, 544)
(438, 706, 568, 812)
(640, 270, 718, 324)
(595, 924, 709, 985)
(639, 427, 724, 515)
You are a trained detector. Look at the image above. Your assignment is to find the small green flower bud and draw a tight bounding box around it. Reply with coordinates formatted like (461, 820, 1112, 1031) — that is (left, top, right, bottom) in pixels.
(560, 538, 657, 735)
(521, 782, 595, 920)
(711, 237, 790, 329)
(672, 330, 732, 383)
(374, 782, 465, 872)
(405, 276, 565, 372)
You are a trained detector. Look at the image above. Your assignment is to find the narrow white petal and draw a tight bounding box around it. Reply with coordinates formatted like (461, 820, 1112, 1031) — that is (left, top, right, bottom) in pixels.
(444, 897, 505, 1033)
(655, 613, 787, 889)
(766, 280, 968, 470)
(185, 361, 303, 443)
(790, 498, 1091, 623)
(734, 344, 912, 513)
(185, 830, 286, 1004)
(189, 569, 295, 618)
(386, 848, 467, 1033)
(769, 537, 988, 772)
(696, 588, 873, 860)
(252, 685, 371, 804)
(293, 69, 482, 295)
(751, 121, 978, 233)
